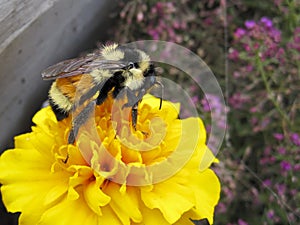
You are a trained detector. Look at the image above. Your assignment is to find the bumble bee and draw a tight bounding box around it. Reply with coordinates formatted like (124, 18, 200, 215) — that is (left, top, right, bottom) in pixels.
(42, 43, 162, 144)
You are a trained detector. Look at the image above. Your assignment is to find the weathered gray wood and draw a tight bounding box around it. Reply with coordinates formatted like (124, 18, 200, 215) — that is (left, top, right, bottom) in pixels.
(0, 0, 116, 151)
(0, 0, 59, 54)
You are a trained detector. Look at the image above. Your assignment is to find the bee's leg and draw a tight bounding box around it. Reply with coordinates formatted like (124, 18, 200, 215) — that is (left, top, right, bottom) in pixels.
(96, 82, 117, 105)
(96, 72, 124, 105)
(131, 88, 149, 130)
(123, 86, 149, 107)
(112, 85, 125, 99)
(136, 88, 147, 101)
(131, 101, 139, 130)
(122, 88, 148, 130)
(154, 81, 164, 110)
(96, 90, 109, 105)
(49, 98, 69, 121)
(68, 101, 96, 144)
(121, 88, 139, 109)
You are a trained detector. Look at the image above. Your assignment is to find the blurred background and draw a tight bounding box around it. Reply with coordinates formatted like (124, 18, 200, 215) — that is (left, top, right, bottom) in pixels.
(1, 0, 300, 224)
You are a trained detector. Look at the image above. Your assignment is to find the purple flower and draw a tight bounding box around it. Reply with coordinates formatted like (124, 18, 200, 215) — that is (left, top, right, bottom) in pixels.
(273, 133, 284, 141)
(245, 20, 256, 29)
(234, 28, 246, 39)
(275, 183, 286, 195)
(202, 94, 224, 114)
(269, 156, 276, 163)
(228, 92, 249, 109)
(270, 29, 282, 43)
(275, 47, 285, 63)
(289, 27, 300, 51)
(267, 209, 275, 219)
(148, 29, 160, 40)
(290, 189, 298, 195)
(191, 96, 199, 105)
(228, 48, 240, 61)
(263, 179, 272, 187)
(172, 20, 180, 29)
(259, 157, 269, 165)
(280, 160, 292, 172)
(250, 116, 258, 125)
(290, 133, 300, 146)
(201, 98, 210, 112)
(278, 147, 286, 154)
(245, 64, 253, 72)
(294, 164, 300, 171)
(243, 43, 251, 52)
(250, 107, 257, 113)
(264, 146, 272, 155)
(260, 17, 273, 28)
(216, 202, 227, 213)
(294, 27, 300, 34)
(155, 2, 164, 15)
(238, 219, 249, 225)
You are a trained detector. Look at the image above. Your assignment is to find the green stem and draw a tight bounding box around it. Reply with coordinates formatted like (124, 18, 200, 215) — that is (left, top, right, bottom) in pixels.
(255, 54, 291, 126)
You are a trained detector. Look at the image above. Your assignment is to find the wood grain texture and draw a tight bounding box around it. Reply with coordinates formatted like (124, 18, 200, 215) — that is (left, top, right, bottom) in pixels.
(0, 0, 58, 54)
(0, 0, 116, 151)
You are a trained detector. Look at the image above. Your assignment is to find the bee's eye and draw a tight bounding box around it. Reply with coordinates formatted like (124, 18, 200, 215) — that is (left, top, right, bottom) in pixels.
(128, 62, 135, 69)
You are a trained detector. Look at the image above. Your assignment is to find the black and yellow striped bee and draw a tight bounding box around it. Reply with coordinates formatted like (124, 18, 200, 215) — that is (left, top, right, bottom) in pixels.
(42, 43, 162, 144)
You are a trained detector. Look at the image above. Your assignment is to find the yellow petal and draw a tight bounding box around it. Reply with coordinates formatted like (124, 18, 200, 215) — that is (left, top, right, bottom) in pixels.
(63, 145, 87, 166)
(38, 194, 98, 225)
(173, 210, 202, 225)
(104, 182, 142, 224)
(0, 149, 69, 212)
(32, 106, 57, 128)
(14, 133, 36, 149)
(141, 178, 195, 224)
(134, 206, 171, 225)
(83, 176, 111, 215)
(141, 94, 180, 122)
(188, 169, 221, 224)
(98, 205, 123, 225)
(0, 149, 50, 183)
(67, 165, 94, 200)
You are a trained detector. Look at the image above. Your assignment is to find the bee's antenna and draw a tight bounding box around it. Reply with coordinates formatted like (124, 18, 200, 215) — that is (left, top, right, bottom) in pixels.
(155, 81, 163, 110)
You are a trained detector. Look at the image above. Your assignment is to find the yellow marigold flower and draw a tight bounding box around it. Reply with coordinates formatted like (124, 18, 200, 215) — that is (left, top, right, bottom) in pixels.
(0, 94, 220, 225)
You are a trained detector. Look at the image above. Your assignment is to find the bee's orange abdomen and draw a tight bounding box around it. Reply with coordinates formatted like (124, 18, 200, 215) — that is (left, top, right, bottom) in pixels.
(56, 74, 94, 102)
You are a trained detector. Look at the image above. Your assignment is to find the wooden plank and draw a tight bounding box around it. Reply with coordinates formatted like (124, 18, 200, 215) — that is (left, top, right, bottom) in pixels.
(0, 0, 59, 54)
(0, 0, 116, 151)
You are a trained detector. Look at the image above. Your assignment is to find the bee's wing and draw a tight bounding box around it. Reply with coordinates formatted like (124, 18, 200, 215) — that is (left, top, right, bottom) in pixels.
(42, 53, 126, 80)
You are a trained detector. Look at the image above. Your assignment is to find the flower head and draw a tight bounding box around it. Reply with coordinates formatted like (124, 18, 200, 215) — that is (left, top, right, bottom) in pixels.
(280, 160, 292, 172)
(245, 20, 256, 29)
(290, 132, 300, 146)
(234, 28, 246, 39)
(260, 17, 273, 28)
(0, 94, 220, 225)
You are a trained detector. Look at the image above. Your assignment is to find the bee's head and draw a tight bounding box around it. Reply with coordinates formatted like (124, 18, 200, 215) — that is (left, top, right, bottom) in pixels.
(101, 44, 156, 80)
(101, 43, 162, 109)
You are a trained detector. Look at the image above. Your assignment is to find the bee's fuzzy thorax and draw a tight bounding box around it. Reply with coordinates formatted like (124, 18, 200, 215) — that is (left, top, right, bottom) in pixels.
(90, 69, 113, 84)
(101, 43, 124, 61)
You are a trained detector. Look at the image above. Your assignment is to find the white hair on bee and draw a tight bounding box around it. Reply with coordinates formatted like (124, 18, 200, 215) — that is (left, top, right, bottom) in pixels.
(136, 49, 150, 72)
(90, 69, 113, 84)
(101, 43, 124, 60)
